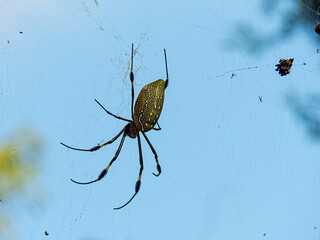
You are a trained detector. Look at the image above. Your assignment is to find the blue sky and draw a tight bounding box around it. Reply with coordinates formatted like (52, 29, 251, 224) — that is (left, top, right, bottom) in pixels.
(1, 0, 320, 239)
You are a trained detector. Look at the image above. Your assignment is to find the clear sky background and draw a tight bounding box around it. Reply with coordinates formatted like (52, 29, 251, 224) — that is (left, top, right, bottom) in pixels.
(1, 0, 320, 239)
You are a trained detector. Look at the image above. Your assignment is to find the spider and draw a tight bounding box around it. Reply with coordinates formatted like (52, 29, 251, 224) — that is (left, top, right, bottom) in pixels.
(61, 44, 169, 210)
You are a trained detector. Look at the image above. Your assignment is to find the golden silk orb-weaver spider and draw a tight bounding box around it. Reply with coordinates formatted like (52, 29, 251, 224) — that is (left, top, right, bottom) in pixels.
(61, 44, 169, 210)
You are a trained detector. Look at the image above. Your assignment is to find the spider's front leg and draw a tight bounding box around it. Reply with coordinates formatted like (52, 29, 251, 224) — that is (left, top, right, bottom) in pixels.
(130, 43, 135, 119)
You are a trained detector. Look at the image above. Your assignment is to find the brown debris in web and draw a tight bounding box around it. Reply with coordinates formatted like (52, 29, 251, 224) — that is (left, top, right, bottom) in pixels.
(275, 58, 294, 76)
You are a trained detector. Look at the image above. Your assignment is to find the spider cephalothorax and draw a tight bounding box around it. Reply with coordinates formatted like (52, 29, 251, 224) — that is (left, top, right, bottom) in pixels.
(60, 44, 169, 210)
(127, 122, 139, 138)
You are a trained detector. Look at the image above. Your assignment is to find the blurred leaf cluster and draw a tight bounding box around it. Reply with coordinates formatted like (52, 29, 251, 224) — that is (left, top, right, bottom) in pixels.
(0, 129, 42, 239)
(0, 129, 41, 197)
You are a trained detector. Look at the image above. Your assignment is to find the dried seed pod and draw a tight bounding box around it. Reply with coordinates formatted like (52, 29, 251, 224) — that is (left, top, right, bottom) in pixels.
(315, 24, 320, 35)
(275, 58, 294, 76)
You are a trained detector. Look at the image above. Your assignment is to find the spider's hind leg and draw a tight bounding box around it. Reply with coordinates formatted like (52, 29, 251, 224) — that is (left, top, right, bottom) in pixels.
(152, 122, 162, 131)
(142, 132, 161, 177)
(60, 125, 126, 152)
(114, 132, 144, 210)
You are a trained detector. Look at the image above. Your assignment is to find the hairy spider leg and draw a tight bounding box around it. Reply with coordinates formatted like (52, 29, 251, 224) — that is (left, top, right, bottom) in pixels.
(130, 43, 135, 120)
(71, 125, 128, 185)
(141, 132, 161, 177)
(114, 132, 143, 210)
(94, 99, 131, 122)
(60, 126, 126, 152)
(164, 49, 169, 88)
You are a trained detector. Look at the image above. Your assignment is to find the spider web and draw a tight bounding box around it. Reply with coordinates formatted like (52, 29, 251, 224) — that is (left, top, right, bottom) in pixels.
(2, 0, 320, 240)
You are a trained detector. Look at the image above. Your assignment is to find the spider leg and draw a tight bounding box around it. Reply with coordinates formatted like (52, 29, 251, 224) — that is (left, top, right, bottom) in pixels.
(60, 125, 126, 152)
(130, 43, 134, 119)
(152, 122, 162, 131)
(164, 49, 169, 89)
(71, 129, 128, 185)
(114, 132, 143, 210)
(95, 99, 131, 122)
(141, 132, 161, 177)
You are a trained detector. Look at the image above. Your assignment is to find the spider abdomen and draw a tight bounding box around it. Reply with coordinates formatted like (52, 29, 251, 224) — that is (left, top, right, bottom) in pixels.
(133, 79, 165, 132)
